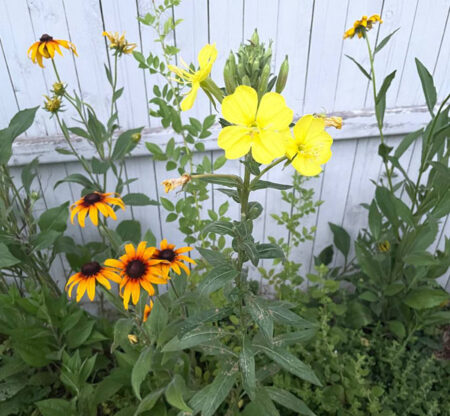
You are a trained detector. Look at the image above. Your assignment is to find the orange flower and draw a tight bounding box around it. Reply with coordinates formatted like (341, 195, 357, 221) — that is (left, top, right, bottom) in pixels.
(105, 242, 167, 310)
(143, 300, 154, 322)
(65, 261, 121, 302)
(28, 34, 77, 68)
(152, 239, 195, 278)
(70, 192, 125, 227)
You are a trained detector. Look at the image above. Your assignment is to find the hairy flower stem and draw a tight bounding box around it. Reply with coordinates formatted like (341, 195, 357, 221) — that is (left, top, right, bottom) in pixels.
(364, 33, 394, 193)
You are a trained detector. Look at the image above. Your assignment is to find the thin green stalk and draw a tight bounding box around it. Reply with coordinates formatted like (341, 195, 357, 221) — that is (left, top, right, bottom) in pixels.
(364, 33, 394, 193)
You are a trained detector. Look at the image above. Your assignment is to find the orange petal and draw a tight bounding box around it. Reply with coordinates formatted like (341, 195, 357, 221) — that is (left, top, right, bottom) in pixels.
(96, 274, 112, 290)
(65, 272, 80, 288)
(171, 262, 181, 275)
(123, 282, 132, 309)
(102, 269, 122, 283)
(104, 204, 117, 220)
(175, 246, 193, 254)
(70, 204, 82, 224)
(89, 206, 99, 226)
(160, 239, 168, 249)
(177, 254, 196, 264)
(140, 279, 155, 295)
(87, 277, 96, 301)
(78, 207, 89, 228)
(76, 279, 88, 302)
(125, 243, 136, 257)
(104, 258, 124, 269)
(131, 281, 140, 305)
(136, 241, 147, 257)
(177, 261, 190, 275)
(96, 202, 110, 218)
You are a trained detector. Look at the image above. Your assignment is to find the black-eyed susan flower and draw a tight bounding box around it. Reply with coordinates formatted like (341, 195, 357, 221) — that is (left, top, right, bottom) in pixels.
(152, 239, 195, 278)
(65, 261, 121, 302)
(102, 31, 136, 55)
(344, 14, 383, 39)
(168, 43, 217, 111)
(143, 300, 154, 322)
(217, 86, 293, 164)
(28, 34, 77, 68)
(161, 174, 191, 193)
(105, 242, 167, 310)
(70, 192, 125, 228)
(286, 115, 333, 176)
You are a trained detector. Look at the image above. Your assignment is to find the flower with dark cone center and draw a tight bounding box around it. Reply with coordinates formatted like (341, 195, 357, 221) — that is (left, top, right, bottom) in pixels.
(81, 261, 101, 277)
(126, 260, 147, 279)
(158, 249, 176, 262)
(40, 34, 53, 42)
(83, 192, 102, 206)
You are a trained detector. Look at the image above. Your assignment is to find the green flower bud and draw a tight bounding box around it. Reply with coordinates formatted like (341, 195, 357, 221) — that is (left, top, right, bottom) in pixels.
(52, 81, 66, 96)
(237, 62, 246, 80)
(276, 55, 289, 93)
(224, 62, 237, 95)
(257, 63, 271, 97)
(30, 191, 40, 201)
(242, 75, 251, 86)
(252, 58, 260, 75)
(131, 132, 141, 143)
(227, 51, 237, 78)
(43, 95, 61, 114)
(250, 29, 259, 45)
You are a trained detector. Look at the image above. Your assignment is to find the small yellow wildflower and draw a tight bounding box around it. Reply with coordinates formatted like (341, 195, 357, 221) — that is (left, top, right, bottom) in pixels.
(218, 86, 293, 164)
(43, 96, 61, 114)
(168, 44, 217, 111)
(161, 174, 191, 193)
(102, 31, 136, 55)
(344, 14, 383, 39)
(286, 115, 333, 176)
(28, 34, 77, 68)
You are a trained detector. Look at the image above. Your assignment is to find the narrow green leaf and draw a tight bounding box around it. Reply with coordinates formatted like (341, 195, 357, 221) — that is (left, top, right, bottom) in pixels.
(403, 288, 449, 310)
(131, 347, 153, 400)
(374, 28, 400, 55)
(246, 296, 273, 341)
(197, 265, 239, 296)
(162, 327, 224, 352)
(375, 70, 396, 127)
(329, 222, 351, 258)
(122, 193, 158, 206)
(0, 243, 21, 268)
(240, 337, 256, 400)
(345, 55, 371, 80)
(266, 387, 316, 416)
(165, 374, 192, 413)
(415, 58, 437, 114)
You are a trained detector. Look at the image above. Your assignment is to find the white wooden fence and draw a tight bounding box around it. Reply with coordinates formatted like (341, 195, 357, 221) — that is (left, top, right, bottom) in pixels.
(1, 0, 449, 290)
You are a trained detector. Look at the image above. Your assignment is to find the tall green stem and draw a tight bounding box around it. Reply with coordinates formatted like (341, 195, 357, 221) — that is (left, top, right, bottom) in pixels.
(365, 33, 394, 193)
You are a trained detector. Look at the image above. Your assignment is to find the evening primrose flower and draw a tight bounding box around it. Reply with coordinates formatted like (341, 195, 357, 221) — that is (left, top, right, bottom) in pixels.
(344, 14, 383, 39)
(28, 34, 77, 68)
(168, 43, 217, 111)
(217, 86, 293, 164)
(286, 115, 333, 176)
(65, 261, 121, 302)
(161, 174, 191, 193)
(70, 192, 125, 227)
(102, 31, 136, 55)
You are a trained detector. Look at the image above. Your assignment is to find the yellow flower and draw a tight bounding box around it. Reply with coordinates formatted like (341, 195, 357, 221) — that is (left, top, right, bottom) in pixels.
(70, 192, 125, 228)
(286, 115, 333, 176)
(102, 31, 136, 55)
(128, 334, 139, 344)
(344, 14, 383, 39)
(65, 261, 121, 302)
(161, 174, 191, 193)
(152, 239, 195, 278)
(217, 86, 293, 164)
(323, 116, 343, 130)
(104, 242, 167, 310)
(28, 34, 77, 68)
(143, 300, 154, 322)
(168, 43, 217, 111)
(43, 95, 61, 114)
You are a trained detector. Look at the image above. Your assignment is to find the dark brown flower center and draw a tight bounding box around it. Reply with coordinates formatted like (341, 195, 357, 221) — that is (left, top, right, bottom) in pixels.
(83, 192, 102, 206)
(40, 34, 53, 42)
(158, 249, 176, 262)
(81, 261, 101, 277)
(126, 260, 147, 279)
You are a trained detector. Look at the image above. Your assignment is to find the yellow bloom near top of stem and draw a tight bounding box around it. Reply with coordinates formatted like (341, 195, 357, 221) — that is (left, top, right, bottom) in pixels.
(344, 14, 383, 39)
(102, 31, 136, 55)
(70, 192, 125, 227)
(28, 34, 77, 68)
(218, 86, 293, 164)
(168, 43, 217, 111)
(286, 115, 333, 176)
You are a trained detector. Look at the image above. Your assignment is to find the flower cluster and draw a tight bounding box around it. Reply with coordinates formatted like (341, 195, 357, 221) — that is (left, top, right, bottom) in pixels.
(66, 240, 194, 313)
(103, 31, 137, 55)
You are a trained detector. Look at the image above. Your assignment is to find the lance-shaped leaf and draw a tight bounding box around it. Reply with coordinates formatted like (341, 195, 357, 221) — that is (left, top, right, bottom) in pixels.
(246, 296, 273, 341)
(179, 307, 233, 336)
(240, 337, 256, 400)
(197, 265, 239, 296)
(253, 342, 321, 386)
(201, 220, 235, 236)
(256, 243, 285, 259)
(266, 387, 316, 416)
(415, 58, 437, 115)
(375, 70, 396, 127)
(374, 28, 399, 55)
(345, 55, 371, 80)
(165, 374, 192, 413)
(162, 326, 225, 352)
(250, 180, 292, 191)
(131, 346, 153, 400)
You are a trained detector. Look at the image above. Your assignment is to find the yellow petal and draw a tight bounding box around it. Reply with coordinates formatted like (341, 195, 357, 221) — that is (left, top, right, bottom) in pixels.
(70, 205, 82, 224)
(197, 43, 217, 69)
(217, 125, 253, 159)
(104, 258, 124, 269)
(123, 283, 132, 310)
(222, 86, 258, 126)
(96, 274, 112, 290)
(131, 282, 140, 305)
(87, 277, 96, 301)
(180, 82, 200, 111)
(125, 243, 136, 257)
(78, 207, 89, 228)
(89, 206, 99, 226)
(76, 279, 88, 302)
(291, 155, 323, 177)
(136, 241, 147, 257)
(293, 115, 324, 145)
(251, 130, 287, 164)
(256, 92, 293, 130)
